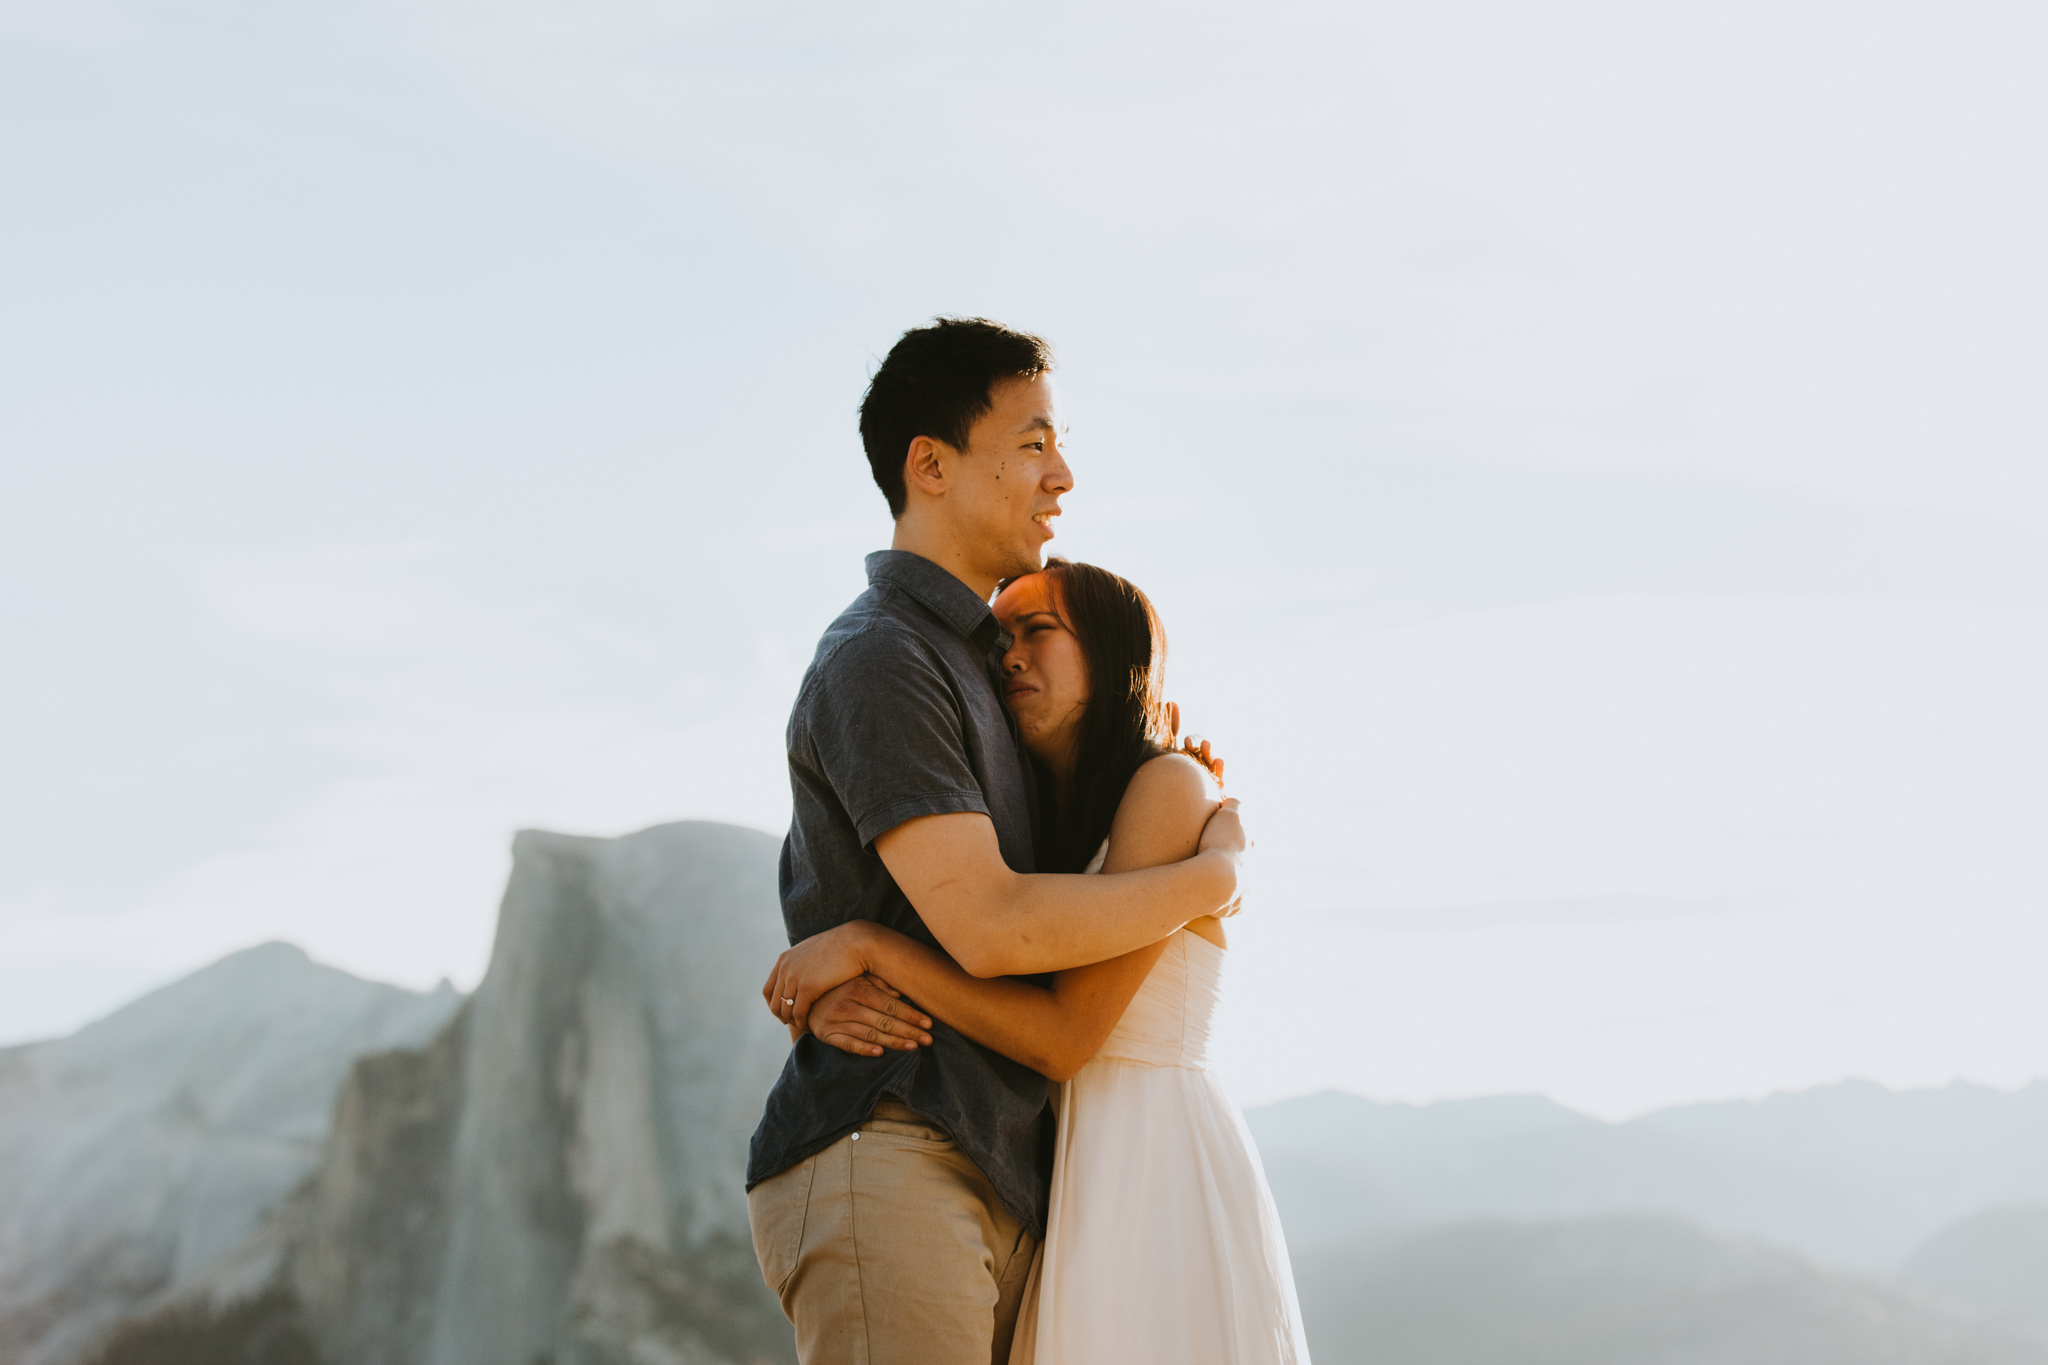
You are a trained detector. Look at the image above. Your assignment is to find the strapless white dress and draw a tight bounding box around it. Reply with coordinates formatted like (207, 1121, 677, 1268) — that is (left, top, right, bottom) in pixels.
(1009, 847, 1311, 1364)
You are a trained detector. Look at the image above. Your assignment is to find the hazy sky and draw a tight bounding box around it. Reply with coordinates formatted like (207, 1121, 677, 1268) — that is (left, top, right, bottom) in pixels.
(4, 0, 2045, 1117)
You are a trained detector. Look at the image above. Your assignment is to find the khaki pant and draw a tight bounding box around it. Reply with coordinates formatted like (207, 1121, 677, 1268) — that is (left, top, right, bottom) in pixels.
(748, 1100, 1037, 1365)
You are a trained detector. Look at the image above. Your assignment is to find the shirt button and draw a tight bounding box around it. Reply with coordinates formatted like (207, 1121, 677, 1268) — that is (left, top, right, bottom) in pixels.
(850, 1132, 860, 1141)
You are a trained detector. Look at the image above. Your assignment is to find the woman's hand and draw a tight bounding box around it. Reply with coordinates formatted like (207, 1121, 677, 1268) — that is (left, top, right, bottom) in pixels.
(809, 973, 935, 1057)
(1195, 796, 1248, 918)
(763, 922, 882, 1032)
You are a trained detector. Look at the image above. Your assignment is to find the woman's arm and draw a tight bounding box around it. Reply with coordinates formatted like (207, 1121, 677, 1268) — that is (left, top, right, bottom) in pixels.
(807, 753, 1221, 1081)
(810, 921, 1165, 1082)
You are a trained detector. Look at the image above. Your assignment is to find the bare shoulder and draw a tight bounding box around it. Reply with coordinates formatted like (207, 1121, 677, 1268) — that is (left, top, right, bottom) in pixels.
(1123, 750, 1221, 809)
(1102, 753, 1222, 872)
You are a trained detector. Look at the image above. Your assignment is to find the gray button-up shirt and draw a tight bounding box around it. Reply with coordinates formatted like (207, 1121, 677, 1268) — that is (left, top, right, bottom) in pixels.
(746, 550, 1050, 1233)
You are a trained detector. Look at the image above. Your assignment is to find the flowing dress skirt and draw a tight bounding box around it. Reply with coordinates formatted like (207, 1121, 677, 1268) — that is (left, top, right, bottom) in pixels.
(1009, 929, 1311, 1364)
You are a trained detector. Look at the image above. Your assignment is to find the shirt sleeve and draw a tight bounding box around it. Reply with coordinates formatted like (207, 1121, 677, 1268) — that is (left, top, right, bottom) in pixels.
(795, 627, 993, 848)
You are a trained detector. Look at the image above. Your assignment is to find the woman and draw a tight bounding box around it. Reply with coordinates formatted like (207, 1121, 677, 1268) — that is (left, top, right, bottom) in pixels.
(763, 558, 1310, 1364)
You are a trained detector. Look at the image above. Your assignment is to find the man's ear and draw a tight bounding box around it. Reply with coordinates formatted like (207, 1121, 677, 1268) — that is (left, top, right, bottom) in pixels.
(903, 436, 950, 501)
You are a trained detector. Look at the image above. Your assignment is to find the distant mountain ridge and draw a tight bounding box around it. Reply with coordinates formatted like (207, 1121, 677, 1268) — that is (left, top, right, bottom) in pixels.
(0, 943, 459, 1365)
(1292, 1214, 2048, 1365)
(1249, 1084, 2048, 1360)
(1901, 1205, 2048, 1336)
(1246, 1080, 2048, 1272)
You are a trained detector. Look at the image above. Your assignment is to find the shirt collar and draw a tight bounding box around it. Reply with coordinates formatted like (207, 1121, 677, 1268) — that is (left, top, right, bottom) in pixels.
(866, 550, 1007, 650)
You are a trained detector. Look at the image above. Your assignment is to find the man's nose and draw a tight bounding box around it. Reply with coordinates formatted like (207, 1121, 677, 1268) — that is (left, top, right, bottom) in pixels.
(1044, 442, 1074, 493)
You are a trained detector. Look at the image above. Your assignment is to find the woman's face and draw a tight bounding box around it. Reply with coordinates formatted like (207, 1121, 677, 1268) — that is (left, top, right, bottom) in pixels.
(994, 573, 1090, 770)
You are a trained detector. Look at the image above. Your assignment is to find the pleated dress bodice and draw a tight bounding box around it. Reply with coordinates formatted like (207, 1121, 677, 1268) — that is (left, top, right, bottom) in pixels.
(1093, 928, 1222, 1071)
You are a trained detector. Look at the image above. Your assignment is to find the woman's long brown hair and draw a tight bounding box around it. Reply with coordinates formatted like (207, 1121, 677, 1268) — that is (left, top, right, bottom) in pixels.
(1023, 558, 1217, 874)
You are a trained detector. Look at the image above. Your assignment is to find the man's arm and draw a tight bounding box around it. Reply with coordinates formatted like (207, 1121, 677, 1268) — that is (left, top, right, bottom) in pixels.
(872, 796, 1243, 978)
(801, 753, 1221, 1074)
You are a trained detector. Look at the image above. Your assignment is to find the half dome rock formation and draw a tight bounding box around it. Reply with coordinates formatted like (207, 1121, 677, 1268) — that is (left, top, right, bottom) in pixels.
(47, 821, 798, 1365)
(0, 943, 461, 1365)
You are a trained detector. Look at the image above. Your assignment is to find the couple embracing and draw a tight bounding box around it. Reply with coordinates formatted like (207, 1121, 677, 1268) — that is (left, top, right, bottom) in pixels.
(747, 318, 1310, 1364)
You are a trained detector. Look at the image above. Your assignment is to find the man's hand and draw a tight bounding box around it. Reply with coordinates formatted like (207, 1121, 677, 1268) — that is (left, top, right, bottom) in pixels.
(763, 922, 879, 1032)
(807, 973, 935, 1058)
(1197, 797, 1249, 918)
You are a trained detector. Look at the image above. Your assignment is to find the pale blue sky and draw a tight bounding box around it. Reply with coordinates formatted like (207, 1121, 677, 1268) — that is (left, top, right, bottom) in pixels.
(4, 0, 2045, 1115)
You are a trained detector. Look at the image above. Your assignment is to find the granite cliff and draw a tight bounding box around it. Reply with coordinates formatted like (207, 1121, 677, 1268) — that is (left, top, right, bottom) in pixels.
(86, 820, 797, 1365)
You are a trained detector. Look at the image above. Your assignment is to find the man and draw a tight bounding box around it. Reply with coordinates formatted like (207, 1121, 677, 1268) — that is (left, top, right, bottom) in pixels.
(745, 318, 1247, 1364)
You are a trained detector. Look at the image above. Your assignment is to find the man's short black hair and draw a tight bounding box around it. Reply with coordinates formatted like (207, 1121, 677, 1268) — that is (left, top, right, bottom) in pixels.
(859, 317, 1055, 518)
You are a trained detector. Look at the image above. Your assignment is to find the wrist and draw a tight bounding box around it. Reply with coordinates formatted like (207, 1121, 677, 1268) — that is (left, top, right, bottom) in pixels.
(1198, 845, 1241, 893)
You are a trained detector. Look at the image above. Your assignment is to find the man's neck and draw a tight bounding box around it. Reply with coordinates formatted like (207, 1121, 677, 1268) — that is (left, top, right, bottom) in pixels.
(890, 517, 998, 603)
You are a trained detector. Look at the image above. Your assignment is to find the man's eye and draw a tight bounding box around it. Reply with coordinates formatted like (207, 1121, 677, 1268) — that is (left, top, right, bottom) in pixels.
(1027, 441, 1044, 451)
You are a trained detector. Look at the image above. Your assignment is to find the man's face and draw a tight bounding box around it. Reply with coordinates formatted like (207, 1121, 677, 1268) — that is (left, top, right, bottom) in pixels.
(947, 374, 1072, 583)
